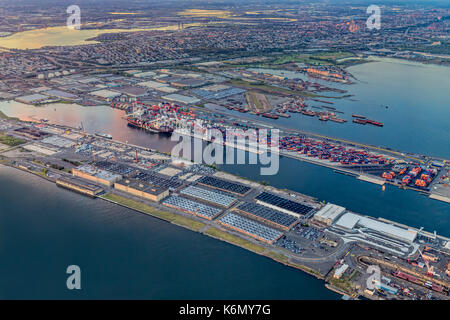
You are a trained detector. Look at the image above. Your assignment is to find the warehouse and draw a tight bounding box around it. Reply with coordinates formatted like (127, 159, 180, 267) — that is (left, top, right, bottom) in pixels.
(162, 195, 222, 220)
(43, 89, 78, 100)
(180, 185, 237, 208)
(56, 177, 103, 197)
(333, 264, 349, 279)
(313, 203, 346, 226)
(218, 212, 283, 244)
(255, 192, 313, 218)
(162, 93, 201, 105)
(15, 93, 48, 104)
(334, 212, 418, 243)
(198, 176, 251, 195)
(114, 179, 169, 202)
(134, 171, 183, 190)
(90, 89, 122, 100)
(72, 165, 122, 186)
(235, 202, 298, 230)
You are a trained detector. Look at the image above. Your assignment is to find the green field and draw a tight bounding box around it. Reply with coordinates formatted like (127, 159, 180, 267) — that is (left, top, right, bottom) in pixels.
(266, 250, 289, 263)
(0, 133, 26, 147)
(273, 51, 355, 66)
(230, 79, 323, 98)
(205, 227, 266, 254)
(100, 193, 206, 231)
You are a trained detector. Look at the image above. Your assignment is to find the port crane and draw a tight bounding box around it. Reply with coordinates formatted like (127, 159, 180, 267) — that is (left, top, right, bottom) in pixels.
(79, 122, 86, 137)
(418, 248, 435, 277)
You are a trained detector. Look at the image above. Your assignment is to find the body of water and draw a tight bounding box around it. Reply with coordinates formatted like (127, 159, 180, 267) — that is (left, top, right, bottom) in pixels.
(229, 58, 450, 158)
(0, 166, 338, 299)
(0, 58, 449, 298)
(0, 23, 203, 50)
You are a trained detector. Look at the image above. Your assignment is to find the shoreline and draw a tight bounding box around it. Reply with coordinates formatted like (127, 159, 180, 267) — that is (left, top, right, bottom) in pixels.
(1, 163, 342, 297)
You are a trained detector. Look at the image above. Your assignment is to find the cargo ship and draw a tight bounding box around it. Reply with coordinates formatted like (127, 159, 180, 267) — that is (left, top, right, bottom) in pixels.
(353, 118, 383, 127)
(301, 110, 316, 117)
(95, 132, 113, 139)
(127, 117, 174, 134)
(329, 117, 347, 123)
(353, 118, 367, 125)
(365, 119, 383, 127)
(262, 113, 279, 119)
(352, 114, 366, 119)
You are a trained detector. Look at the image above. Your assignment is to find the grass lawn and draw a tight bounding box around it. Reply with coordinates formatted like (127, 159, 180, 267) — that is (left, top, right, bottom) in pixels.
(0, 133, 26, 147)
(230, 79, 323, 98)
(266, 250, 289, 263)
(101, 193, 206, 231)
(205, 227, 266, 254)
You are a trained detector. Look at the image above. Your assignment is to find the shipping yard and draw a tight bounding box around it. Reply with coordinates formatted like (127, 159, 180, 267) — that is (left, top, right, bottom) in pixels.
(108, 94, 450, 202)
(0, 115, 449, 300)
(0, 0, 449, 301)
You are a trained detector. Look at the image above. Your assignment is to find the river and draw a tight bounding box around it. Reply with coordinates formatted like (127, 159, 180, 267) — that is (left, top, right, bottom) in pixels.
(0, 166, 338, 299)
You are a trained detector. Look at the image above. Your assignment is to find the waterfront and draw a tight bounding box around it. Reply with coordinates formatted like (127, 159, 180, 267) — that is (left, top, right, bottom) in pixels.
(0, 58, 449, 236)
(221, 58, 450, 159)
(0, 165, 339, 299)
(0, 57, 449, 298)
(0, 24, 204, 50)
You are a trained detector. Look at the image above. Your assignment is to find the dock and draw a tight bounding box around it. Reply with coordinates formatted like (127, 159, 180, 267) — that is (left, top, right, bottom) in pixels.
(357, 174, 385, 185)
(429, 193, 450, 204)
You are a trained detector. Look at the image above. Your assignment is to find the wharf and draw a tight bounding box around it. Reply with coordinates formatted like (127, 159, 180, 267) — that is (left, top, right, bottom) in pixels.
(357, 174, 385, 185)
(429, 193, 450, 204)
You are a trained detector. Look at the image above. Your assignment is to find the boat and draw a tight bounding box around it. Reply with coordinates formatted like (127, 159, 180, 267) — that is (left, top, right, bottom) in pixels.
(95, 132, 112, 139)
(301, 110, 316, 116)
(262, 113, 279, 119)
(127, 117, 173, 134)
(365, 119, 384, 127)
(352, 114, 366, 119)
(329, 117, 347, 123)
(353, 118, 367, 125)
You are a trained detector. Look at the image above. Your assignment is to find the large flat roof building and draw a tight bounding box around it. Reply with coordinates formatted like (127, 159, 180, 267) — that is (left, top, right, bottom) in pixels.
(313, 203, 346, 225)
(334, 212, 417, 243)
(114, 179, 169, 202)
(72, 165, 122, 187)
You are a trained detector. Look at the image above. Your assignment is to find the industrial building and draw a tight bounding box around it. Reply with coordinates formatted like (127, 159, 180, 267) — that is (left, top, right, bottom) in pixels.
(161, 93, 201, 105)
(114, 178, 169, 202)
(218, 212, 283, 244)
(333, 263, 349, 279)
(334, 212, 418, 243)
(374, 281, 398, 295)
(255, 192, 313, 218)
(180, 185, 237, 208)
(198, 176, 251, 195)
(235, 202, 298, 230)
(56, 177, 103, 197)
(162, 195, 222, 220)
(72, 165, 122, 187)
(313, 203, 346, 226)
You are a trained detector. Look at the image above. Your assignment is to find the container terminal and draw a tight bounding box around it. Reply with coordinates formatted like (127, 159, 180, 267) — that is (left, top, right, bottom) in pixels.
(0, 116, 449, 300)
(119, 100, 449, 203)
